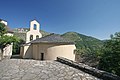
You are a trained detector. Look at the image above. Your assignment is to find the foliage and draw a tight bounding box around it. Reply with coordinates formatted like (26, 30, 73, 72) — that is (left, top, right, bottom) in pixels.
(12, 39, 25, 55)
(40, 30, 50, 37)
(99, 32, 120, 76)
(0, 35, 20, 49)
(0, 23, 20, 52)
(0, 23, 7, 36)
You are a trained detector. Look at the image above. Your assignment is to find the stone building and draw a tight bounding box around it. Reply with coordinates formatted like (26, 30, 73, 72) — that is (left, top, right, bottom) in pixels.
(20, 20, 76, 61)
(20, 34, 76, 60)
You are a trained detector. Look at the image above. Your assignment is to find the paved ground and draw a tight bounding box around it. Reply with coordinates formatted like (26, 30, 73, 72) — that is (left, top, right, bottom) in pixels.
(0, 58, 101, 80)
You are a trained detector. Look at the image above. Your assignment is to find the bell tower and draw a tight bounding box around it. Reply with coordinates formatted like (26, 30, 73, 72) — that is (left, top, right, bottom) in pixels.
(26, 19, 42, 43)
(30, 20, 40, 31)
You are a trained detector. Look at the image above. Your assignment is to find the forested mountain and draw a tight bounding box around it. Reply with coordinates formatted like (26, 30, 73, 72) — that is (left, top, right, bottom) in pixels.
(61, 32, 103, 53)
(40, 30, 50, 37)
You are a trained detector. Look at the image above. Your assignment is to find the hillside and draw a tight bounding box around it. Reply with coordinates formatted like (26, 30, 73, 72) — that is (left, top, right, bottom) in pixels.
(13, 28, 50, 37)
(61, 32, 103, 50)
(40, 30, 50, 37)
(61, 32, 103, 67)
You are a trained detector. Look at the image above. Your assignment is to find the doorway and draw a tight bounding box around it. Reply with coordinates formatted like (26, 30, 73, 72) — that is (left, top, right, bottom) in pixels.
(41, 53, 44, 60)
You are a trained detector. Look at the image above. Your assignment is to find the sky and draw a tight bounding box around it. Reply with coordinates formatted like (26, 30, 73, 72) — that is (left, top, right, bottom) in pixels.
(0, 0, 120, 40)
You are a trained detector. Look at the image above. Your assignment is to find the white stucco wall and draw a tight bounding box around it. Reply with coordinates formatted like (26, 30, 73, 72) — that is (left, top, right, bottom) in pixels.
(32, 43, 76, 61)
(20, 45, 33, 58)
(3, 33, 13, 57)
(26, 31, 42, 43)
(30, 20, 40, 31)
(46, 44, 76, 60)
(3, 44, 13, 57)
(1, 20, 7, 25)
(26, 20, 42, 43)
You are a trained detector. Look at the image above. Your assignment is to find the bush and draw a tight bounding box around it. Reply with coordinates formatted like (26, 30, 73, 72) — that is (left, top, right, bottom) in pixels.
(12, 39, 25, 55)
(99, 32, 120, 76)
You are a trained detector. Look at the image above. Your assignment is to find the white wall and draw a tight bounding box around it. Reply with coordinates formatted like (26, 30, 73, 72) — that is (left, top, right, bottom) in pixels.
(3, 33, 13, 57)
(26, 31, 42, 43)
(3, 44, 13, 57)
(46, 44, 76, 61)
(32, 43, 76, 61)
(20, 45, 33, 58)
(1, 20, 7, 25)
(26, 20, 42, 43)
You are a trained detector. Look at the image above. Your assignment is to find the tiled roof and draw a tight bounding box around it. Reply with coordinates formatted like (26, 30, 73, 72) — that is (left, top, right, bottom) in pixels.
(31, 33, 74, 44)
(6, 26, 14, 33)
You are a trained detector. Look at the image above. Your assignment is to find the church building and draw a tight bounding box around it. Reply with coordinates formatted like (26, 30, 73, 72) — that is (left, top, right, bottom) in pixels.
(20, 20, 76, 61)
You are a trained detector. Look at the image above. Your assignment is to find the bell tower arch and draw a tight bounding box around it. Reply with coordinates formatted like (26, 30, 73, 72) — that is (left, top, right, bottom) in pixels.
(26, 20, 42, 43)
(30, 20, 40, 31)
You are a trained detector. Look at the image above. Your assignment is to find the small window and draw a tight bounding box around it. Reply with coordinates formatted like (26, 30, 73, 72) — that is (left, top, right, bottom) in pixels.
(34, 24, 37, 30)
(30, 35, 33, 41)
(36, 35, 39, 39)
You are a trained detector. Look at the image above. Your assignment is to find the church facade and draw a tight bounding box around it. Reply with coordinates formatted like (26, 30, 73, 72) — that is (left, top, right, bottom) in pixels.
(20, 20, 76, 61)
(26, 20, 42, 43)
(13, 20, 42, 43)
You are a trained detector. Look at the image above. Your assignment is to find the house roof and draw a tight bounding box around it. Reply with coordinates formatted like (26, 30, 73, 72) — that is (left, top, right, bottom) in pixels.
(6, 26, 14, 33)
(30, 33, 74, 44)
(3, 25, 14, 33)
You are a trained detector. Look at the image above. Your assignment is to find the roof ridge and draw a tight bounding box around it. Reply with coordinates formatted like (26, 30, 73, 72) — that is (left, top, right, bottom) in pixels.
(40, 33, 56, 39)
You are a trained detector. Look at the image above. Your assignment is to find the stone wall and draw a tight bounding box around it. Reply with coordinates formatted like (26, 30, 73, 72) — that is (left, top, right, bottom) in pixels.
(75, 54, 99, 67)
(57, 57, 120, 80)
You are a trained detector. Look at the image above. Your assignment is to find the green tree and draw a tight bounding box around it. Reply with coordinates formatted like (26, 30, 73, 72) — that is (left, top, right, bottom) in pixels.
(12, 39, 25, 55)
(0, 23, 7, 36)
(0, 23, 20, 58)
(0, 35, 20, 50)
(99, 32, 120, 76)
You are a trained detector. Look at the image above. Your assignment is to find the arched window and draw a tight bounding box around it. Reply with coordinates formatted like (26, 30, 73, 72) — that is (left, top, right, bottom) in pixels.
(36, 35, 39, 39)
(30, 35, 33, 41)
(34, 24, 37, 30)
